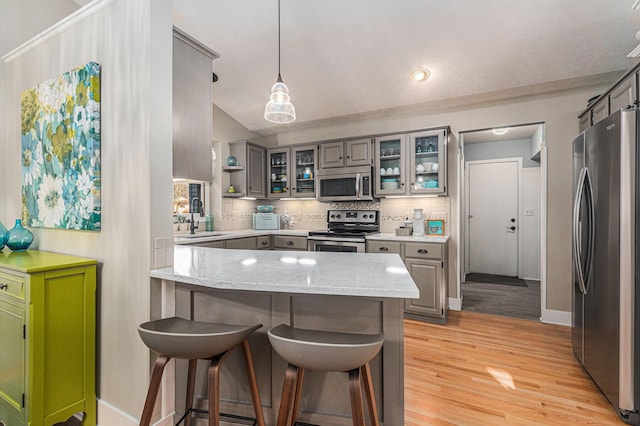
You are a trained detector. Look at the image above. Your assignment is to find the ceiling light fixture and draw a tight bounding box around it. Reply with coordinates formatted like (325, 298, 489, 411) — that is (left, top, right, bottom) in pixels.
(409, 68, 430, 81)
(633, 0, 640, 10)
(493, 127, 509, 135)
(264, 0, 296, 124)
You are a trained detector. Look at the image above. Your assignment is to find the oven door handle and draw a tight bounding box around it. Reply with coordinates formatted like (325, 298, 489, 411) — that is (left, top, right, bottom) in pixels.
(308, 236, 366, 243)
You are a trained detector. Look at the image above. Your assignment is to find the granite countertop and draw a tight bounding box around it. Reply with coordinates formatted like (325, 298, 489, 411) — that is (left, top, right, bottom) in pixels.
(151, 245, 419, 298)
(367, 233, 449, 243)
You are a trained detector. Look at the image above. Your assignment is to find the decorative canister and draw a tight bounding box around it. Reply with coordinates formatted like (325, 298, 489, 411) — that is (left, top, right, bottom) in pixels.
(0, 221, 7, 250)
(6, 219, 34, 251)
(412, 209, 425, 237)
(226, 155, 238, 166)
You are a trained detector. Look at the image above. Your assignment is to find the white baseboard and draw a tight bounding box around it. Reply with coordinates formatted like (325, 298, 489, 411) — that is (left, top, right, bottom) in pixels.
(540, 308, 571, 326)
(448, 296, 462, 311)
(98, 399, 174, 426)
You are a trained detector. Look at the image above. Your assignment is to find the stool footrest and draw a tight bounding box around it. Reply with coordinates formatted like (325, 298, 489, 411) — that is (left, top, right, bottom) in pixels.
(176, 408, 258, 426)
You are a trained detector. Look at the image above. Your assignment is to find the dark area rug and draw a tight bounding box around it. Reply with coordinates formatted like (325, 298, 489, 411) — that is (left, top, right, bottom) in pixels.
(465, 273, 527, 287)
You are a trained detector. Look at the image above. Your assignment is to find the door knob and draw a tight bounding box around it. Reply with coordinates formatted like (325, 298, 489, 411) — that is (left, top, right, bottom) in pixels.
(510, 218, 516, 222)
(507, 226, 516, 231)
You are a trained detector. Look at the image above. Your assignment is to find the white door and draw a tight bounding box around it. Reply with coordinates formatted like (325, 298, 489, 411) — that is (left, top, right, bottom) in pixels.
(468, 160, 519, 276)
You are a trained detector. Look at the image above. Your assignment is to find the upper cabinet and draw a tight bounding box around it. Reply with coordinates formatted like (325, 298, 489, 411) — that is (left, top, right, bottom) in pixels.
(374, 129, 448, 197)
(578, 65, 639, 132)
(172, 28, 218, 181)
(291, 145, 317, 198)
(224, 141, 266, 199)
(319, 138, 373, 169)
(267, 147, 291, 198)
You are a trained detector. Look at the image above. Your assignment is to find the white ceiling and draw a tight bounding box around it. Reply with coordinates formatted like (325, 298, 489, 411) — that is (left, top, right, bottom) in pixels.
(3, 1, 640, 136)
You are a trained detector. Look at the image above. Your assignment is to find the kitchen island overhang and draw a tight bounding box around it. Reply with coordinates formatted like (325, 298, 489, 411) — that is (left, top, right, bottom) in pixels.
(150, 246, 419, 425)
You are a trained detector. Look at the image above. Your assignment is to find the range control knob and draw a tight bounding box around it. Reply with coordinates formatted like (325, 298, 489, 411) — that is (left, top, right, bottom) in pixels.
(336, 214, 341, 219)
(330, 214, 335, 219)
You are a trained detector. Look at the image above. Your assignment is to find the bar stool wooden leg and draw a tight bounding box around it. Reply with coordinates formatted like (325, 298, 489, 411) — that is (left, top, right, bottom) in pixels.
(348, 368, 366, 426)
(184, 359, 198, 426)
(289, 367, 305, 426)
(140, 355, 171, 426)
(241, 339, 266, 426)
(277, 363, 299, 426)
(361, 363, 380, 426)
(207, 353, 227, 426)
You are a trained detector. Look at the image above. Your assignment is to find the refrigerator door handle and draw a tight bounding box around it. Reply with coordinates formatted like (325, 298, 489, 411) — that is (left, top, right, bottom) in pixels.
(572, 167, 587, 295)
(583, 168, 595, 295)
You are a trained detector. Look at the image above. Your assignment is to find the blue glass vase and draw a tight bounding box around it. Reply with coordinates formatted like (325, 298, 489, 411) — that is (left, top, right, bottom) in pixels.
(0, 221, 7, 251)
(6, 219, 34, 252)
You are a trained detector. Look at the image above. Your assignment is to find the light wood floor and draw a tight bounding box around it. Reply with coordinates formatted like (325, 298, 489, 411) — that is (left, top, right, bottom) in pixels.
(404, 311, 624, 425)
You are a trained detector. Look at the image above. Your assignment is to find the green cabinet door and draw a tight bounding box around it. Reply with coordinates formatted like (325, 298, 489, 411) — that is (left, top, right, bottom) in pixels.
(0, 298, 26, 423)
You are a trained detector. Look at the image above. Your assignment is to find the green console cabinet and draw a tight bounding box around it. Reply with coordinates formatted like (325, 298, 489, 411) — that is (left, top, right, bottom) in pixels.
(0, 251, 96, 426)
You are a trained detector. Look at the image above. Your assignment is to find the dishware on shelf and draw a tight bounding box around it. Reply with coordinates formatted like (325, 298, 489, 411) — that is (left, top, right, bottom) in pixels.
(385, 167, 393, 175)
(5, 219, 34, 251)
(393, 167, 400, 175)
(423, 162, 433, 172)
(226, 155, 238, 166)
(416, 164, 425, 173)
(380, 168, 386, 176)
(256, 205, 275, 213)
(424, 179, 438, 189)
(432, 163, 439, 172)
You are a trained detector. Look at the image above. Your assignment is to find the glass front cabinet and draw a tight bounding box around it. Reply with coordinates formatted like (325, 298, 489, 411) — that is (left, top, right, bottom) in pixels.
(409, 129, 447, 195)
(267, 148, 291, 198)
(291, 145, 317, 198)
(374, 128, 447, 197)
(374, 134, 407, 196)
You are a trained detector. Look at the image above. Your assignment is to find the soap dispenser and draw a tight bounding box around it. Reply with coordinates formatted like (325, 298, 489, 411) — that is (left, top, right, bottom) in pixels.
(205, 212, 214, 231)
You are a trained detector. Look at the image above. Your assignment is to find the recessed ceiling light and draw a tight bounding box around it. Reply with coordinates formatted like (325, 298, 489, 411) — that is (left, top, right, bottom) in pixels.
(493, 127, 509, 135)
(409, 68, 430, 81)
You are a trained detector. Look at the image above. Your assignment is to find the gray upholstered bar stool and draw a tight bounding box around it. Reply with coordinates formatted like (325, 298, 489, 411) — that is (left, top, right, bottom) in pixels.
(267, 324, 384, 426)
(138, 317, 265, 426)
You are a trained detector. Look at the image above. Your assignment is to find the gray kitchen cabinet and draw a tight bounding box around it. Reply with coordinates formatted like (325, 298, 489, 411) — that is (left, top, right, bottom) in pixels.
(225, 141, 266, 199)
(374, 134, 408, 196)
(274, 235, 308, 251)
(225, 237, 258, 250)
(291, 145, 317, 198)
(319, 138, 372, 169)
(591, 96, 609, 126)
(192, 240, 226, 249)
(579, 111, 591, 133)
(610, 71, 638, 114)
(409, 129, 448, 196)
(257, 235, 272, 250)
(172, 28, 218, 181)
(366, 239, 448, 323)
(267, 147, 291, 198)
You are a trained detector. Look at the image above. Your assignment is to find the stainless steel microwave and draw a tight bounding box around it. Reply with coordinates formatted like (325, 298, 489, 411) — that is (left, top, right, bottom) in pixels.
(316, 166, 374, 202)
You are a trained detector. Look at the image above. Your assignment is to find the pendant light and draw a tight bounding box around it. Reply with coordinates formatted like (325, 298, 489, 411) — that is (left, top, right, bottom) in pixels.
(264, 0, 296, 123)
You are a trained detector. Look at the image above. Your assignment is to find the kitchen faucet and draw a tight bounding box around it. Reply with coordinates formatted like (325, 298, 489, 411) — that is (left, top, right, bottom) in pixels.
(190, 197, 202, 234)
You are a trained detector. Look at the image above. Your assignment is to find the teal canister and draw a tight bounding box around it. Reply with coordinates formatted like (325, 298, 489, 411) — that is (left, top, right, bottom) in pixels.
(0, 220, 7, 250)
(205, 212, 214, 232)
(6, 219, 34, 251)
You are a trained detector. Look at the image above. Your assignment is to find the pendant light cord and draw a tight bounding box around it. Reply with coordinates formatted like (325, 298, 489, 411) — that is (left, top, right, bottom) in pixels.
(277, 0, 282, 82)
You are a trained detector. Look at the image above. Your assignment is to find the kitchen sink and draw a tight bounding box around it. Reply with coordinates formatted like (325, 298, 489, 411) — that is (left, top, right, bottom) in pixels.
(176, 231, 232, 238)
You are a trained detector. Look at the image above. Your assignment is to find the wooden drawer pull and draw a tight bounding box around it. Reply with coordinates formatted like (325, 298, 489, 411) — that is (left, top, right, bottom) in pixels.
(417, 249, 429, 254)
(379, 247, 389, 252)
(0, 283, 7, 290)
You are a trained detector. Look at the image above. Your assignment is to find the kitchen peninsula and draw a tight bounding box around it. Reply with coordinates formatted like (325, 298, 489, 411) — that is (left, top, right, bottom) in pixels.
(150, 245, 419, 425)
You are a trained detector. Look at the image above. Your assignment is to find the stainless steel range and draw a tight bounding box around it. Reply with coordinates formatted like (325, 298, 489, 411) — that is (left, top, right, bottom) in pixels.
(307, 209, 379, 253)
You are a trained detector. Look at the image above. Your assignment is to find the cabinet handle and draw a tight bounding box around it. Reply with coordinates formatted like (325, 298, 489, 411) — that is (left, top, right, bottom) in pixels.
(379, 247, 389, 252)
(286, 241, 294, 246)
(261, 240, 268, 246)
(417, 249, 429, 254)
(0, 284, 7, 290)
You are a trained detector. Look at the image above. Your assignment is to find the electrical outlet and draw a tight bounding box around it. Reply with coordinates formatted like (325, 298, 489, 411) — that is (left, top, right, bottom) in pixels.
(525, 208, 534, 216)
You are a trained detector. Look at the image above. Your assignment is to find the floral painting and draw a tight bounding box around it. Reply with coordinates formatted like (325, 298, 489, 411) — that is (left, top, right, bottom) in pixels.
(21, 62, 101, 231)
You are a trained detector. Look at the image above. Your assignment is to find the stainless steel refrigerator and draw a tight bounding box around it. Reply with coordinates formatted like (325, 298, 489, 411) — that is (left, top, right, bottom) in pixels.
(572, 108, 639, 425)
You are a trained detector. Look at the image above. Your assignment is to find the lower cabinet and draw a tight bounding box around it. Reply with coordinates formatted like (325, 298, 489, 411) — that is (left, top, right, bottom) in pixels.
(225, 237, 258, 250)
(273, 235, 308, 251)
(0, 251, 96, 426)
(366, 239, 448, 323)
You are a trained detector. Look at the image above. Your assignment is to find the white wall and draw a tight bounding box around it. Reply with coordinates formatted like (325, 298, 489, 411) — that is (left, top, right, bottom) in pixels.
(465, 138, 540, 167)
(1, 0, 173, 423)
(271, 86, 608, 313)
(522, 167, 541, 280)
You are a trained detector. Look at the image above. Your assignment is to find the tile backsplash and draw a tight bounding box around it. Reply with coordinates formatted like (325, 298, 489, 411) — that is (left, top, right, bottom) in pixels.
(216, 197, 451, 234)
